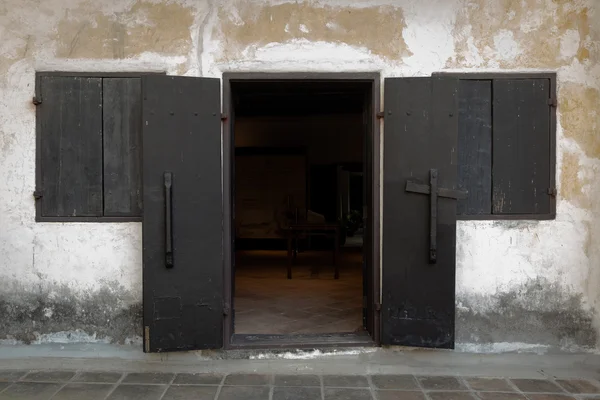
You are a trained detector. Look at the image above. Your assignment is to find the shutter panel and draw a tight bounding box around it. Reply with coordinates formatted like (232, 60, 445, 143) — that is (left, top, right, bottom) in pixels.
(457, 80, 492, 215)
(39, 76, 103, 217)
(103, 78, 143, 217)
(492, 79, 551, 215)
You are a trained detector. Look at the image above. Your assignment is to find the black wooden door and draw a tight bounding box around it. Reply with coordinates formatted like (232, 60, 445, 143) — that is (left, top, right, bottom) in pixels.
(382, 77, 460, 348)
(142, 75, 223, 352)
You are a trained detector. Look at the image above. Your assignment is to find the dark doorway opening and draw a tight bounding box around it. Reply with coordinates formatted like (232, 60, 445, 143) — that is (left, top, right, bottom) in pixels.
(223, 75, 380, 348)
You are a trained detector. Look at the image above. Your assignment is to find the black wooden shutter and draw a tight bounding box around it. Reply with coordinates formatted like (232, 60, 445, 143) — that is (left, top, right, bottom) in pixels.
(142, 75, 223, 352)
(39, 76, 103, 217)
(382, 77, 459, 349)
(492, 79, 551, 215)
(457, 80, 492, 215)
(102, 78, 143, 216)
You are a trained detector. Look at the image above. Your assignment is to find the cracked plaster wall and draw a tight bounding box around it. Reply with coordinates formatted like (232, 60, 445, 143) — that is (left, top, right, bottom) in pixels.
(0, 0, 598, 351)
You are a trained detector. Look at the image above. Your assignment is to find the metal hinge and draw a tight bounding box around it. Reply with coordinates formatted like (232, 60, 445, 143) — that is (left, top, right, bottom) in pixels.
(144, 326, 150, 352)
(223, 302, 230, 316)
(221, 113, 228, 121)
(32, 96, 42, 105)
(547, 187, 557, 197)
(374, 302, 382, 312)
(376, 111, 385, 119)
(548, 97, 557, 107)
(33, 190, 43, 200)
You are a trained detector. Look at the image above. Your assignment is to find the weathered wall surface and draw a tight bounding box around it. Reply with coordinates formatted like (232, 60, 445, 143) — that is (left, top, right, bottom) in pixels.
(0, 0, 598, 351)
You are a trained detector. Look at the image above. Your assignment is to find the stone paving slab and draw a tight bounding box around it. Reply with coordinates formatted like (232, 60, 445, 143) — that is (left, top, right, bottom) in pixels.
(0, 371, 599, 400)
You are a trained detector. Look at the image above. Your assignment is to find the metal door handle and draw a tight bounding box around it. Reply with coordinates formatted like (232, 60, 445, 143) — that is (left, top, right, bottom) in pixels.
(429, 169, 437, 264)
(164, 172, 173, 268)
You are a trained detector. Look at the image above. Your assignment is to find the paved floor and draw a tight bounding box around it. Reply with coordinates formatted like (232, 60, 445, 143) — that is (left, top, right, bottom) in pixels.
(234, 250, 363, 335)
(2, 370, 600, 400)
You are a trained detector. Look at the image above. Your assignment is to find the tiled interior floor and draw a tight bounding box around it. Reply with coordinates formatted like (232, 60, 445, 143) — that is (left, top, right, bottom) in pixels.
(234, 249, 364, 335)
(1, 370, 600, 400)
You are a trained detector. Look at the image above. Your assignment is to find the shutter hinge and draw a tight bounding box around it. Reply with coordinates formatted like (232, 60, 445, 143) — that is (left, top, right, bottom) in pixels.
(221, 113, 228, 121)
(547, 187, 557, 197)
(374, 302, 382, 312)
(548, 97, 557, 107)
(33, 190, 43, 200)
(376, 111, 385, 119)
(32, 96, 42, 105)
(144, 326, 150, 352)
(223, 302, 230, 316)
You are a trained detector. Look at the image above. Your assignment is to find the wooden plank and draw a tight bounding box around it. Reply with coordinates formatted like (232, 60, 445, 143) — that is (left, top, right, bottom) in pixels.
(40, 76, 103, 217)
(103, 78, 143, 216)
(457, 80, 492, 215)
(492, 79, 551, 214)
(382, 77, 459, 349)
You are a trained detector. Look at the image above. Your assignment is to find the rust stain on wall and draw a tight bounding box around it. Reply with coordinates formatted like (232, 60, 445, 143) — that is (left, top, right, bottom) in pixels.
(54, 1, 194, 59)
(560, 84, 600, 159)
(214, 2, 410, 61)
(449, 0, 597, 68)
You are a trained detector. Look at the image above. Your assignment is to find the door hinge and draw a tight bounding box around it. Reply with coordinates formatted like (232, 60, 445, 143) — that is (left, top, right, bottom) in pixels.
(32, 96, 42, 105)
(223, 302, 230, 316)
(221, 113, 228, 121)
(548, 97, 557, 107)
(374, 302, 382, 312)
(144, 326, 150, 352)
(376, 111, 385, 119)
(33, 190, 43, 200)
(547, 187, 557, 197)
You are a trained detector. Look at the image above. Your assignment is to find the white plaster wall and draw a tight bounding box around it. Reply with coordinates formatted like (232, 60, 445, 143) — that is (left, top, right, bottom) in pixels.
(0, 0, 598, 350)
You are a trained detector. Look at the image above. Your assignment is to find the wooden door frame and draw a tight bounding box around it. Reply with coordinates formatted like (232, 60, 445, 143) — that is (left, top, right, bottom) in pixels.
(221, 72, 381, 349)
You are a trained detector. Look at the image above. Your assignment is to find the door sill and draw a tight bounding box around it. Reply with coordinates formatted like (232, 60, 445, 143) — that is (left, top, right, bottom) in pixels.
(229, 331, 376, 350)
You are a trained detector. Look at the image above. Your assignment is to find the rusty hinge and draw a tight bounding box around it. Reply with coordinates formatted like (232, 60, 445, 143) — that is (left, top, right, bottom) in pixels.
(374, 302, 382, 312)
(33, 190, 43, 200)
(221, 113, 228, 121)
(547, 187, 557, 197)
(223, 302, 230, 316)
(144, 326, 150, 352)
(547, 97, 557, 107)
(32, 96, 42, 105)
(376, 111, 385, 119)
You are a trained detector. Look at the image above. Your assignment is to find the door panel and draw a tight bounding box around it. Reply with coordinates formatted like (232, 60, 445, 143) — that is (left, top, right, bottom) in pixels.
(382, 77, 459, 348)
(142, 75, 223, 352)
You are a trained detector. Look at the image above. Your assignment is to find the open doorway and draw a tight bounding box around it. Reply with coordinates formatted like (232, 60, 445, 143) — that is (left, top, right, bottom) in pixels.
(223, 75, 380, 347)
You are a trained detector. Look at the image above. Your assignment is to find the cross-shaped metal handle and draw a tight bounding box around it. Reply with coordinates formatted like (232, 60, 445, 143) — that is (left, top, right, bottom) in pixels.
(405, 169, 467, 264)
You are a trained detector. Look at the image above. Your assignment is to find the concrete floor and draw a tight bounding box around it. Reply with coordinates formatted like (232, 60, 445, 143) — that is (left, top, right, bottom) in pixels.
(234, 250, 363, 335)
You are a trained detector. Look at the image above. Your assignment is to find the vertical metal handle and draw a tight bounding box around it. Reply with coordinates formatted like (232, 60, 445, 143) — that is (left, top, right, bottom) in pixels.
(429, 169, 437, 264)
(164, 172, 173, 268)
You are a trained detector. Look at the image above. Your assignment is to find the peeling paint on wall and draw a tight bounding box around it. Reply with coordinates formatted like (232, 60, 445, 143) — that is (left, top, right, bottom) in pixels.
(212, 2, 410, 61)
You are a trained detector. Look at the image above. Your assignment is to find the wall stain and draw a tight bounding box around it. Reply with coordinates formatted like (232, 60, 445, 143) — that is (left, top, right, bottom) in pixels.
(457, 278, 597, 348)
(0, 283, 141, 344)
(449, 0, 598, 68)
(54, 1, 195, 59)
(560, 84, 600, 159)
(560, 151, 591, 208)
(213, 2, 410, 61)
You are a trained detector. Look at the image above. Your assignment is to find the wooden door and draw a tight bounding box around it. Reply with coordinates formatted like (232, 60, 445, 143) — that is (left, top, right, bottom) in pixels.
(142, 75, 223, 352)
(382, 77, 461, 348)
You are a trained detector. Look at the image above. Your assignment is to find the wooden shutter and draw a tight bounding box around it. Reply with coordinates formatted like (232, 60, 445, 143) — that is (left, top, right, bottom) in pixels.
(38, 76, 103, 218)
(102, 78, 143, 217)
(457, 80, 492, 216)
(492, 79, 551, 215)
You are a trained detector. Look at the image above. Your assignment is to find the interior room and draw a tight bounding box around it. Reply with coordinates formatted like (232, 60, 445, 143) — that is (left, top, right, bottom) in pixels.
(231, 81, 370, 337)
